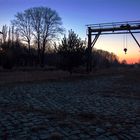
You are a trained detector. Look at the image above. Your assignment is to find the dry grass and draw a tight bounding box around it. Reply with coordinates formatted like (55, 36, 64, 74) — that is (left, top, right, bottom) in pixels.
(0, 67, 140, 87)
(0, 70, 69, 86)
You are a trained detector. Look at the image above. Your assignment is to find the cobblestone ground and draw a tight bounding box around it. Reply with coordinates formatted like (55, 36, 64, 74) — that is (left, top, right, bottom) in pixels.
(0, 74, 140, 140)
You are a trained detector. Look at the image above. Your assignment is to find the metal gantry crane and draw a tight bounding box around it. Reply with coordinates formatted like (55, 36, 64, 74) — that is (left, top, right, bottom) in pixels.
(86, 20, 140, 72)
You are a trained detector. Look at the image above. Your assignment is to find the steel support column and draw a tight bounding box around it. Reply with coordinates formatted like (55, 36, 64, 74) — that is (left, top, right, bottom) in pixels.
(129, 30, 140, 48)
(91, 32, 101, 47)
(87, 27, 100, 72)
(87, 27, 92, 73)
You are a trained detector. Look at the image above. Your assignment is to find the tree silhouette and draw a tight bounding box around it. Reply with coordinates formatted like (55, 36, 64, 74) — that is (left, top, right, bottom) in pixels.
(2, 25, 8, 43)
(121, 59, 127, 65)
(29, 7, 64, 67)
(92, 49, 119, 68)
(12, 7, 64, 67)
(58, 30, 86, 73)
(12, 11, 32, 54)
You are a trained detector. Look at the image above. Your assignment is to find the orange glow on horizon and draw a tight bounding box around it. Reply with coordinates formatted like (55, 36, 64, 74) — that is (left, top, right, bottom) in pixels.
(119, 53, 140, 64)
(94, 34, 140, 64)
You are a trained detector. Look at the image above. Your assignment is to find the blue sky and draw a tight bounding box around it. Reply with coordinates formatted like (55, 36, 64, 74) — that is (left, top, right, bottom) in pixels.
(0, 0, 140, 63)
(0, 0, 140, 37)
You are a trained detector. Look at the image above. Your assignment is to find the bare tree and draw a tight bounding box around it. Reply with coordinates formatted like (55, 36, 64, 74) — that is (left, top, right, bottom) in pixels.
(11, 6, 63, 67)
(2, 25, 8, 43)
(8, 27, 11, 42)
(15, 28, 20, 42)
(92, 49, 119, 68)
(27, 7, 42, 65)
(12, 11, 32, 53)
(28, 7, 64, 67)
(11, 25, 14, 43)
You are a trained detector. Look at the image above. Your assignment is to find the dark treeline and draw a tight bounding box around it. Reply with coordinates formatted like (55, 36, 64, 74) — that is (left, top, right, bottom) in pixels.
(0, 6, 120, 73)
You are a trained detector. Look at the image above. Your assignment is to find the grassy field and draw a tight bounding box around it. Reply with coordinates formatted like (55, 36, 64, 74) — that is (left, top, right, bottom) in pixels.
(0, 68, 140, 97)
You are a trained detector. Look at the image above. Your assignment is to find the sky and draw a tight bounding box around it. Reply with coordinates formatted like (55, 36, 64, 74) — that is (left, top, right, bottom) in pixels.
(0, 0, 140, 63)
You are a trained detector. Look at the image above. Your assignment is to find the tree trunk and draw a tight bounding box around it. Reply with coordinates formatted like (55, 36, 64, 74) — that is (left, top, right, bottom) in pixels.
(28, 40, 31, 66)
(37, 38, 41, 66)
(40, 41, 46, 67)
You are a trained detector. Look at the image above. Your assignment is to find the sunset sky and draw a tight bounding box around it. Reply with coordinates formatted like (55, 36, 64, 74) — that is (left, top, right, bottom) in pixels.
(0, 0, 140, 63)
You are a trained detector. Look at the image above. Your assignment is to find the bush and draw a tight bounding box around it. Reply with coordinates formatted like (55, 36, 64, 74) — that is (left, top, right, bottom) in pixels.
(1, 49, 15, 69)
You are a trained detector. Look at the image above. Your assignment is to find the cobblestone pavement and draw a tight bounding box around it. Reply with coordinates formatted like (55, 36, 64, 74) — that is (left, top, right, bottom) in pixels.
(0, 75, 140, 140)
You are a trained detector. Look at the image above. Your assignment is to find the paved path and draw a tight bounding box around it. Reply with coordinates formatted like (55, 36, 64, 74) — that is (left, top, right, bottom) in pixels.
(0, 75, 140, 139)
